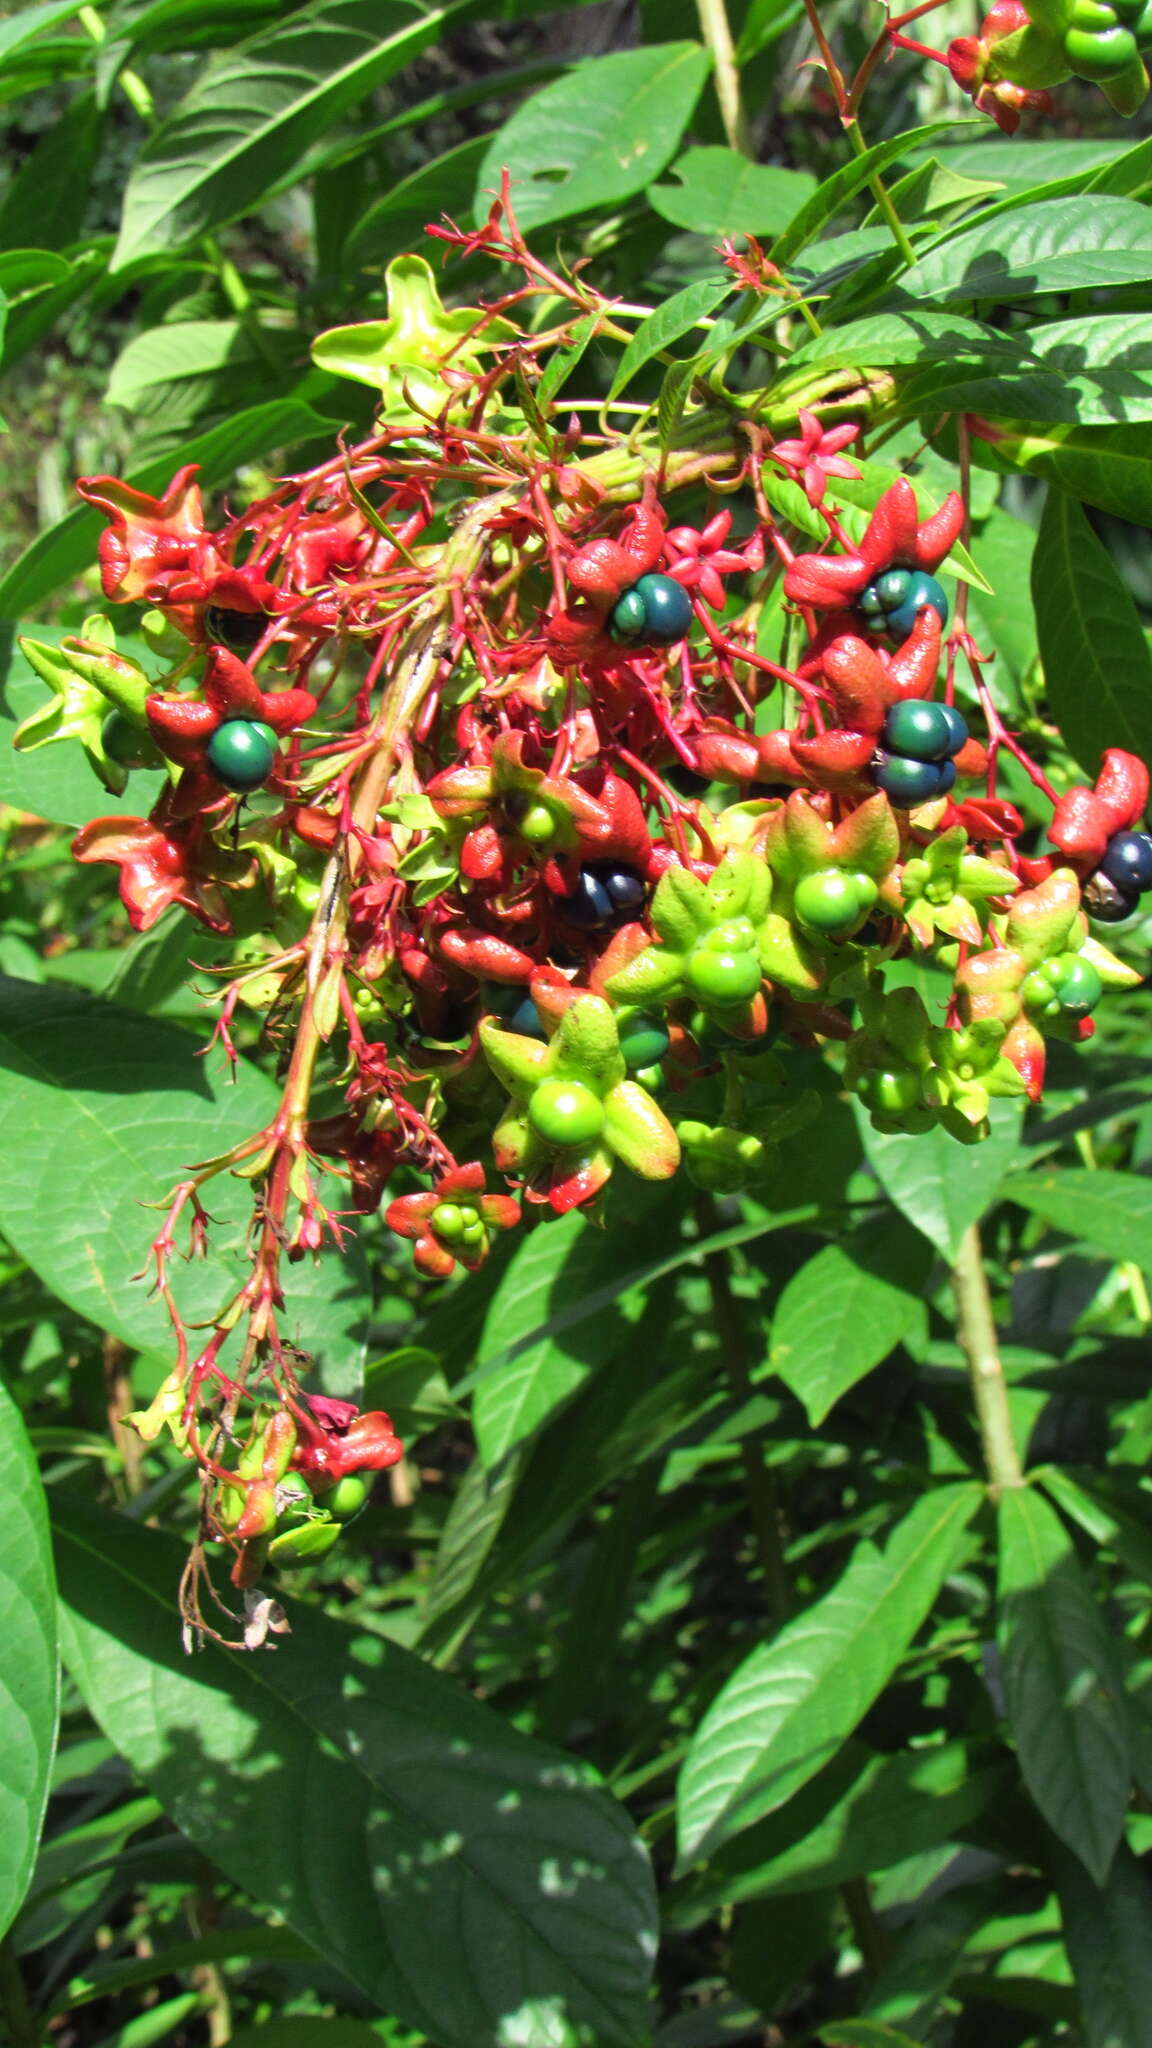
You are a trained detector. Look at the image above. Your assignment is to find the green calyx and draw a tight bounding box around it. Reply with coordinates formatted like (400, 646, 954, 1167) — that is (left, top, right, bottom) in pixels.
(480, 993, 680, 1188)
(606, 852, 772, 1020)
(14, 617, 161, 796)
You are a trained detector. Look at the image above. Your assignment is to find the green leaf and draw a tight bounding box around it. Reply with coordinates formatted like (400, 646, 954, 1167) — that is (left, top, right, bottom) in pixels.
(818, 2024, 924, 2048)
(1056, 1841, 1152, 2048)
(767, 1216, 931, 1424)
(56, 1499, 658, 2048)
(648, 147, 815, 236)
(56, 1926, 313, 2013)
(1031, 491, 1152, 776)
(0, 1379, 58, 1940)
(0, 976, 369, 1396)
(105, 318, 263, 409)
(0, 250, 72, 296)
(1002, 1168, 1152, 1269)
(475, 43, 712, 233)
(855, 1097, 1022, 1262)
(671, 1740, 1008, 1923)
(112, 0, 467, 267)
(736, 0, 805, 61)
(903, 197, 1152, 303)
(343, 132, 491, 272)
(771, 121, 978, 269)
(227, 2027, 395, 2048)
(997, 1486, 1131, 1884)
(993, 419, 1152, 528)
(607, 277, 731, 401)
(0, 400, 326, 618)
(676, 1483, 982, 1866)
(912, 136, 1132, 196)
(0, 90, 104, 253)
(0, 0, 88, 63)
(1029, 314, 1152, 426)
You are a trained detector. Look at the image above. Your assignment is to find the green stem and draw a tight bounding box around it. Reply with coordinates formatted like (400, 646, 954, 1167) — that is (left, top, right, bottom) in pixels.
(845, 118, 918, 269)
(951, 1222, 1024, 1495)
(0, 1938, 40, 2048)
(694, 0, 753, 154)
(695, 1197, 790, 1622)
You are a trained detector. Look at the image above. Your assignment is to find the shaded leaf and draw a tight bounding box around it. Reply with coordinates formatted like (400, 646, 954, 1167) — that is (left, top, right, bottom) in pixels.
(856, 1097, 1022, 1261)
(676, 1484, 981, 1865)
(56, 1500, 658, 2048)
(1056, 1840, 1152, 2048)
(475, 43, 712, 233)
(1031, 490, 1152, 775)
(0, 976, 369, 1395)
(768, 1216, 931, 1424)
(997, 1485, 1131, 1884)
(0, 1379, 58, 1940)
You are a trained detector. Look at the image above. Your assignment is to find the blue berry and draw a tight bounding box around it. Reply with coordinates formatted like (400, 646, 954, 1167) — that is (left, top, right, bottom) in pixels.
(1084, 872, 1141, 923)
(884, 570, 949, 641)
(875, 567, 913, 609)
(881, 699, 955, 763)
(936, 758, 957, 795)
(595, 866, 646, 913)
(508, 996, 547, 1038)
(937, 703, 969, 756)
(634, 573, 694, 645)
(561, 871, 614, 926)
(871, 752, 947, 806)
(1099, 829, 1152, 893)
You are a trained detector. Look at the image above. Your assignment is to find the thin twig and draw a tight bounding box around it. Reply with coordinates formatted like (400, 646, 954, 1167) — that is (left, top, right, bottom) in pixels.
(951, 1222, 1024, 1495)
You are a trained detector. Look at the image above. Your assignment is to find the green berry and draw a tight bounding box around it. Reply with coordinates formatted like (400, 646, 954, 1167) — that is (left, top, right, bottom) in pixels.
(608, 588, 648, 641)
(685, 947, 762, 1006)
(702, 917, 758, 954)
(528, 1077, 605, 1147)
(792, 869, 865, 934)
(326, 1475, 370, 1520)
(432, 1202, 466, 1241)
(517, 800, 558, 845)
(1049, 954, 1104, 1017)
(101, 711, 161, 770)
(617, 1012, 671, 1069)
(1064, 18, 1138, 71)
(858, 1067, 923, 1114)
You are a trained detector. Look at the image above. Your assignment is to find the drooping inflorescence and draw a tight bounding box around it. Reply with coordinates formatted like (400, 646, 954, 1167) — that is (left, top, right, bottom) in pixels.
(19, 204, 1146, 1637)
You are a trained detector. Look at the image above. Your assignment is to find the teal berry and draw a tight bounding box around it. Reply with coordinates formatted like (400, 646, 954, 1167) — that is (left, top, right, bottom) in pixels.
(609, 587, 648, 641)
(937, 703, 969, 756)
(883, 570, 949, 641)
(881, 699, 957, 763)
(872, 751, 948, 807)
(609, 574, 693, 647)
(875, 568, 913, 609)
(617, 1011, 671, 1070)
(206, 718, 279, 793)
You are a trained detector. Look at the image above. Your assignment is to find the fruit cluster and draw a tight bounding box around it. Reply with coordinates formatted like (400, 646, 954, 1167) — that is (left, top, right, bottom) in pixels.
(28, 215, 1145, 1628)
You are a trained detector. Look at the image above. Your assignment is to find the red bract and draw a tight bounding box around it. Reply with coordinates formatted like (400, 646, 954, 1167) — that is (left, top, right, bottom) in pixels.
(385, 1161, 520, 1277)
(290, 1402, 404, 1484)
(946, 2, 1056, 131)
(147, 645, 317, 812)
(71, 811, 239, 931)
(1048, 749, 1150, 866)
(769, 411, 861, 507)
(783, 478, 965, 611)
(76, 466, 207, 606)
(564, 484, 665, 607)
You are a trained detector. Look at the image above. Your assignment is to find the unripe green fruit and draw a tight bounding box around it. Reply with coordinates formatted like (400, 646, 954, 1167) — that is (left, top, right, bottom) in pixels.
(1064, 19, 1137, 70)
(432, 1202, 466, 1240)
(617, 1012, 671, 1069)
(1049, 954, 1104, 1017)
(703, 917, 757, 954)
(327, 1475, 370, 1520)
(517, 801, 558, 845)
(101, 711, 162, 770)
(793, 869, 867, 934)
(858, 1067, 923, 1114)
(528, 1077, 605, 1147)
(685, 947, 762, 1006)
